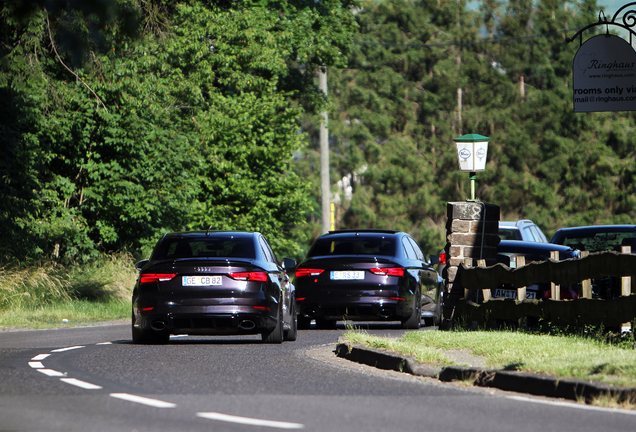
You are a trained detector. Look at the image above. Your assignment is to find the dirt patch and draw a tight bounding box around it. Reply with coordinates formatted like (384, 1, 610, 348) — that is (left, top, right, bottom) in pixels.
(442, 349, 487, 368)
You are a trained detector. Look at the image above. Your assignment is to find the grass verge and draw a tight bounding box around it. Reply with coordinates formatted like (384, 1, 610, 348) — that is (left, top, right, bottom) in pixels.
(0, 300, 130, 330)
(342, 327, 636, 388)
(0, 253, 136, 330)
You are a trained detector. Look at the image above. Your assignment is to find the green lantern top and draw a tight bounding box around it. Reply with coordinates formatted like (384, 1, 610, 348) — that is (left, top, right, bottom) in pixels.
(453, 133, 490, 142)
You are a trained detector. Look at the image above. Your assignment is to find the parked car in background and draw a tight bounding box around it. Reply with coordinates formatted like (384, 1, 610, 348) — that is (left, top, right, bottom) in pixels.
(493, 240, 581, 300)
(550, 225, 636, 252)
(550, 225, 636, 299)
(294, 229, 442, 329)
(132, 231, 297, 344)
(499, 220, 548, 243)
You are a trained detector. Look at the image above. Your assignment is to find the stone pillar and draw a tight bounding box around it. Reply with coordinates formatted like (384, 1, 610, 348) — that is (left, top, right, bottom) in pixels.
(442, 202, 500, 324)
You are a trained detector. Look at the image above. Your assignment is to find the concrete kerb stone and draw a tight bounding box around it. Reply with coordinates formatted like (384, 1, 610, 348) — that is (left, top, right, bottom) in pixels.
(334, 343, 442, 378)
(335, 343, 636, 403)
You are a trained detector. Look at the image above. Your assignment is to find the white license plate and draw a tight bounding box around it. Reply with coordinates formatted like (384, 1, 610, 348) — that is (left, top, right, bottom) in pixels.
(493, 289, 536, 300)
(182, 276, 222, 286)
(331, 271, 365, 280)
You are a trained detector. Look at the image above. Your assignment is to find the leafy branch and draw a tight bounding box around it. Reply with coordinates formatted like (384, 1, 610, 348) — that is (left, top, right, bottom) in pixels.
(45, 10, 108, 113)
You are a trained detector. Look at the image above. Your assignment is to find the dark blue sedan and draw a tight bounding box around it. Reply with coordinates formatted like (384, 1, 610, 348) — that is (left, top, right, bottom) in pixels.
(294, 229, 441, 329)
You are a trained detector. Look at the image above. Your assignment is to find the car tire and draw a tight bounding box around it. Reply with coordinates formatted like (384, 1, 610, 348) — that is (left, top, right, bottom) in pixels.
(284, 302, 298, 342)
(262, 304, 284, 344)
(297, 315, 312, 330)
(131, 313, 169, 344)
(401, 290, 421, 329)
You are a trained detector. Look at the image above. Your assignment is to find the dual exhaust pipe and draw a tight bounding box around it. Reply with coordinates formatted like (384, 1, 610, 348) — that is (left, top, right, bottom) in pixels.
(151, 319, 257, 331)
(238, 320, 256, 330)
(301, 307, 393, 319)
(378, 308, 393, 319)
(151, 320, 167, 331)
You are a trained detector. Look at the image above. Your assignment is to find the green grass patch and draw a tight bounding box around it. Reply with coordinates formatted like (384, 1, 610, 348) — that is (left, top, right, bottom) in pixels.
(342, 328, 636, 387)
(0, 300, 131, 329)
(343, 326, 454, 365)
(0, 253, 137, 330)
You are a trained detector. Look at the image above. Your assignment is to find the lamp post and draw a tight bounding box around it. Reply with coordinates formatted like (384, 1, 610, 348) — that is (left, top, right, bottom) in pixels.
(453, 133, 490, 201)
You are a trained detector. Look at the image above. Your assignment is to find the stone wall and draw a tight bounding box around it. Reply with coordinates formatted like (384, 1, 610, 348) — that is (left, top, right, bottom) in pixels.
(442, 202, 500, 324)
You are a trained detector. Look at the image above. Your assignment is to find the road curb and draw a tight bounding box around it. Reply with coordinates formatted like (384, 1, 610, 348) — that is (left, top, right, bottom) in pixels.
(335, 343, 636, 403)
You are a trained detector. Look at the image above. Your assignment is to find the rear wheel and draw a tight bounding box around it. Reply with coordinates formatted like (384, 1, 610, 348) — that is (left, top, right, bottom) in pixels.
(262, 304, 284, 344)
(284, 302, 298, 342)
(401, 290, 421, 329)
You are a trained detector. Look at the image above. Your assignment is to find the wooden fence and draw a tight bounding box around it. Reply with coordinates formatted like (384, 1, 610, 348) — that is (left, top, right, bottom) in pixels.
(455, 247, 636, 328)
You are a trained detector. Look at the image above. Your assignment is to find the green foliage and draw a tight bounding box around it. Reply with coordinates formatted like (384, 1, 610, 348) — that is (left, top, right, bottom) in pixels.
(3, 0, 636, 265)
(0, 252, 136, 311)
(296, 0, 636, 256)
(0, 0, 358, 261)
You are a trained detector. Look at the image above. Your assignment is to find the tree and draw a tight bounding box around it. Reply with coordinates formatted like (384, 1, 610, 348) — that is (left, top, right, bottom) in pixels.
(295, 0, 636, 257)
(0, 0, 358, 261)
(295, 0, 482, 254)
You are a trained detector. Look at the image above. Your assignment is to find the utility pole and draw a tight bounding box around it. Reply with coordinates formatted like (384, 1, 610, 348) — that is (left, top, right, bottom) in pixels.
(319, 68, 331, 233)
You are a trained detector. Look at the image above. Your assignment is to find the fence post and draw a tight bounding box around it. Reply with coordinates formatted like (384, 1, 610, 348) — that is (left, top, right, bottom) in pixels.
(463, 258, 473, 300)
(477, 259, 491, 301)
(580, 251, 592, 299)
(515, 256, 526, 300)
(550, 250, 560, 300)
(621, 245, 632, 297)
(621, 245, 632, 333)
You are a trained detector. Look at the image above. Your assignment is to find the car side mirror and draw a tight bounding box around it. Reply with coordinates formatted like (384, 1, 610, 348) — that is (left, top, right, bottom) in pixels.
(282, 257, 297, 271)
(429, 255, 440, 265)
(135, 260, 149, 271)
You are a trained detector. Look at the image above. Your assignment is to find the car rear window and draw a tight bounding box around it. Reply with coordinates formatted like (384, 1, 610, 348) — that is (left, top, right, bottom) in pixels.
(555, 230, 636, 252)
(307, 237, 396, 258)
(153, 237, 256, 259)
(499, 228, 522, 241)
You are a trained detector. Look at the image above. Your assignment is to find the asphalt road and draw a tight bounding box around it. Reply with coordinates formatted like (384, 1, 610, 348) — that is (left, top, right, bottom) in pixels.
(1, 322, 635, 431)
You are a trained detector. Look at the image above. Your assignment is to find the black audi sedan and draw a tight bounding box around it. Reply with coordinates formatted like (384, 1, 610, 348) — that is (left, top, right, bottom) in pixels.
(294, 229, 442, 329)
(132, 231, 297, 344)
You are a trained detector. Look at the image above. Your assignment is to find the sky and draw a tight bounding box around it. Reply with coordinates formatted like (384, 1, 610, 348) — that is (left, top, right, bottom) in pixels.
(599, 0, 632, 17)
(593, 0, 636, 40)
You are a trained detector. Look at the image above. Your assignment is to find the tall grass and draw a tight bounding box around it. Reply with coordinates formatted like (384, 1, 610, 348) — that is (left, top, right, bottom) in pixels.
(0, 253, 138, 328)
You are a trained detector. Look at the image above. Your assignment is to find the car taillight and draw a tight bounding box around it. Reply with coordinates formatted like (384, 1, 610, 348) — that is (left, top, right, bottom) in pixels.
(439, 251, 447, 266)
(140, 273, 177, 284)
(228, 272, 268, 282)
(295, 268, 325, 278)
(369, 268, 405, 277)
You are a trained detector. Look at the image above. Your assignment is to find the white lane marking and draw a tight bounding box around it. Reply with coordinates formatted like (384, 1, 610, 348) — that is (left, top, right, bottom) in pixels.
(96, 342, 112, 345)
(60, 378, 102, 390)
(506, 395, 636, 416)
(109, 393, 177, 408)
(51, 346, 85, 353)
(170, 334, 188, 338)
(31, 354, 51, 361)
(28, 362, 44, 369)
(38, 369, 66, 377)
(197, 412, 305, 429)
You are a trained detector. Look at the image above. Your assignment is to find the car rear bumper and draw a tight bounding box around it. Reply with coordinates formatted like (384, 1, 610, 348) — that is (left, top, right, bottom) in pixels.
(297, 297, 413, 321)
(133, 305, 277, 335)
